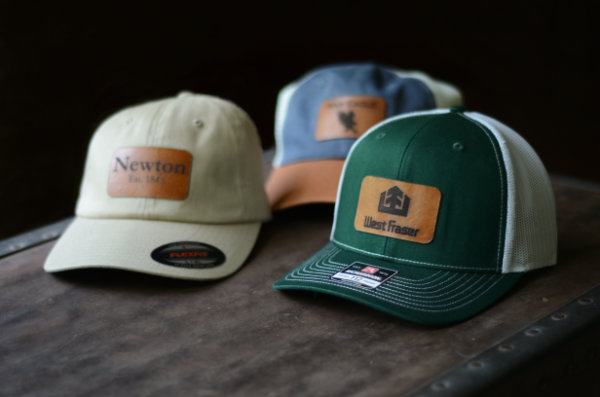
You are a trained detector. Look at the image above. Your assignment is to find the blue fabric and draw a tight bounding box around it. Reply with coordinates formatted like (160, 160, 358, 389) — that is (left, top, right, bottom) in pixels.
(278, 63, 437, 165)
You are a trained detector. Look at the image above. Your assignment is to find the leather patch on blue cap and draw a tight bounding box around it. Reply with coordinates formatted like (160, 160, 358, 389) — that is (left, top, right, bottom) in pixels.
(315, 96, 386, 141)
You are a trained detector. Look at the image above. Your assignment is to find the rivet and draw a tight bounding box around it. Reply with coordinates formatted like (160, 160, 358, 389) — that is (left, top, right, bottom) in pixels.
(431, 380, 450, 391)
(551, 313, 567, 321)
(525, 328, 541, 337)
(8, 242, 25, 251)
(42, 231, 58, 239)
(467, 361, 484, 370)
(498, 343, 514, 352)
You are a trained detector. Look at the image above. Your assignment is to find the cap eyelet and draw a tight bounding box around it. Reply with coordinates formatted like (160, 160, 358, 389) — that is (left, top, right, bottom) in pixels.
(193, 119, 204, 128)
(453, 142, 464, 151)
(376, 132, 386, 140)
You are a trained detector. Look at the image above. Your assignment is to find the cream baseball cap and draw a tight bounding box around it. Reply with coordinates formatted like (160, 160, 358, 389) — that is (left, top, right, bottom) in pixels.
(44, 92, 271, 280)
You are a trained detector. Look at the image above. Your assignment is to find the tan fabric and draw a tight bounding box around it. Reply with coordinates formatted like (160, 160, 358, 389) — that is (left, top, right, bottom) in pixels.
(44, 92, 271, 280)
(44, 218, 261, 280)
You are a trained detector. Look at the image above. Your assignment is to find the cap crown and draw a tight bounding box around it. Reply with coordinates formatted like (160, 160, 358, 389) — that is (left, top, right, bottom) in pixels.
(76, 93, 270, 224)
(273, 63, 463, 166)
(332, 109, 556, 273)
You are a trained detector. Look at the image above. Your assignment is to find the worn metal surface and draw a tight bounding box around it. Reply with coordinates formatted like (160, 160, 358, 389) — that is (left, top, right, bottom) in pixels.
(0, 218, 72, 259)
(408, 285, 600, 396)
(0, 177, 599, 396)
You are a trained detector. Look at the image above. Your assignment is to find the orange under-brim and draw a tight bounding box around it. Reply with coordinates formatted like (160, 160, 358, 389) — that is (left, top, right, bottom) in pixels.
(265, 159, 345, 211)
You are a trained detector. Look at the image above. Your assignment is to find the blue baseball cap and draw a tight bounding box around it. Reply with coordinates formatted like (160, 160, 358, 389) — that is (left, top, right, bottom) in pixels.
(265, 63, 463, 211)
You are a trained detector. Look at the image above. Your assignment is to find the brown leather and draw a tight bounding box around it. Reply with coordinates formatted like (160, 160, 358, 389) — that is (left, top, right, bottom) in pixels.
(265, 159, 345, 210)
(315, 96, 386, 141)
(107, 147, 192, 199)
(354, 176, 441, 243)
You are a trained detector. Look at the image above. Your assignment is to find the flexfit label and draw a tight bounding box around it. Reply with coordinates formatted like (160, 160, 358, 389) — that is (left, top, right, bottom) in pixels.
(108, 147, 192, 199)
(354, 176, 441, 244)
(315, 96, 386, 141)
(331, 262, 397, 289)
(151, 241, 226, 269)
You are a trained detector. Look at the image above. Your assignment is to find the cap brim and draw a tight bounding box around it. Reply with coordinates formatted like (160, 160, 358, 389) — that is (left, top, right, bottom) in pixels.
(273, 242, 522, 325)
(265, 159, 344, 211)
(44, 217, 262, 280)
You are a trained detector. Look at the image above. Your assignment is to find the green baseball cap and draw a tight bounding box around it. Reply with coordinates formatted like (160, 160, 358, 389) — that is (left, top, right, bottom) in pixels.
(273, 107, 557, 325)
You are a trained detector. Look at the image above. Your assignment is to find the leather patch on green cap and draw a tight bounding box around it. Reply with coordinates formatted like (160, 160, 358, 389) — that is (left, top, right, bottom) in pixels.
(354, 176, 441, 244)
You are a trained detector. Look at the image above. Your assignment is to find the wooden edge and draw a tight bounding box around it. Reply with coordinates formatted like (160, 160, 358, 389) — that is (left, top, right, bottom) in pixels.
(0, 218, 73, 259)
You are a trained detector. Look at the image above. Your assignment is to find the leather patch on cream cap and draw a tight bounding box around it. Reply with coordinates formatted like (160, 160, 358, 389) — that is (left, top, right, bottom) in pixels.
(354, 176, 441, 244)
(315, 96, 386, 141)
(108, 147, 192, 200)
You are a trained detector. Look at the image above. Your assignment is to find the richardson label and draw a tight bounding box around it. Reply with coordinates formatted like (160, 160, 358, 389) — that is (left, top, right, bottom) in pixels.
(354, 176, 441, 244)
(151, 241, 226, 269)
(331, 262, 397, 289)
(108, 147, 192, 199)
(315, 96, 386, 141)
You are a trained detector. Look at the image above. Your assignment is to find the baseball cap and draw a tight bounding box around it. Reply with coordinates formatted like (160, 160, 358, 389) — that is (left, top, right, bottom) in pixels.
(265, 63, 463, 211)
(274, 106, 557, 324)
(44, 92, 271, 280)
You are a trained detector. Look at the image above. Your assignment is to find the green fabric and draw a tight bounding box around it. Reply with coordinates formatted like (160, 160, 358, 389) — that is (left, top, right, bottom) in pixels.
(274, 109, 515, 325)
(333, 111, 507, 272)
(274, 242, 521, 325)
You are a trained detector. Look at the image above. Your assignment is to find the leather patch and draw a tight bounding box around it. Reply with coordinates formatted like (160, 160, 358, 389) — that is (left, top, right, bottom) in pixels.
(315, 96, 386, 141)
(108, 147, 192, 199)
(354, 176, 441, 244)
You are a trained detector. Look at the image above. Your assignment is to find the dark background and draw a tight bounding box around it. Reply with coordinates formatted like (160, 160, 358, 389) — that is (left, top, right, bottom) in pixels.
(0, 2, 597, 240)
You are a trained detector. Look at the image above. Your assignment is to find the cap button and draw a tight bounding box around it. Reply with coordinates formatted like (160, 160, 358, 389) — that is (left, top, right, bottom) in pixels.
(177, 91, 194, 98)
(450, 105, 467, 113)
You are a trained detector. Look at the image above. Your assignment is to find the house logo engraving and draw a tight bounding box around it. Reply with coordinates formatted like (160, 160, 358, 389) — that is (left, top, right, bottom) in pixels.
(378, 186, 410, 217)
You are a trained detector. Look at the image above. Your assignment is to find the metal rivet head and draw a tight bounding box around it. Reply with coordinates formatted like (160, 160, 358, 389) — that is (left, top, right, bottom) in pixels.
(551, 313, 567, 321)
(431, 380, 450, 391)
(41, 231, 58, 239)
(498, 343, 514, 352)
(525, 328, 541, 336)
(467, 361, 484, 370)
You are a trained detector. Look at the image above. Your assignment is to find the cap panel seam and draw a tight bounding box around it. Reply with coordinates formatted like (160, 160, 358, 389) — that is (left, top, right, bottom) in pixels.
(456, 113, 506, 272)
(331, 109, 451, 241)
(332, 238, 497, 272)
(382, 116, 438, 255)
(141, 99, 168, 217)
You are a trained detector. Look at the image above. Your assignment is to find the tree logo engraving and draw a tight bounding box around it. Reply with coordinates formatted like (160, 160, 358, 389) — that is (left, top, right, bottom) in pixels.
(378, 186, 410, 217)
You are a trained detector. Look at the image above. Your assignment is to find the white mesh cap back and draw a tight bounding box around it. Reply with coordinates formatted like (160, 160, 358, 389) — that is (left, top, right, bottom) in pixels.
(466, 112, 557, 273)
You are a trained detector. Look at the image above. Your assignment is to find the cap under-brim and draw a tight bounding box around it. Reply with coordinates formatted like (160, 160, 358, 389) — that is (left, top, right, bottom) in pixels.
(44, 217, 262, 280)
(265, 159, 345, 211)
(273, 242, 522, 325)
